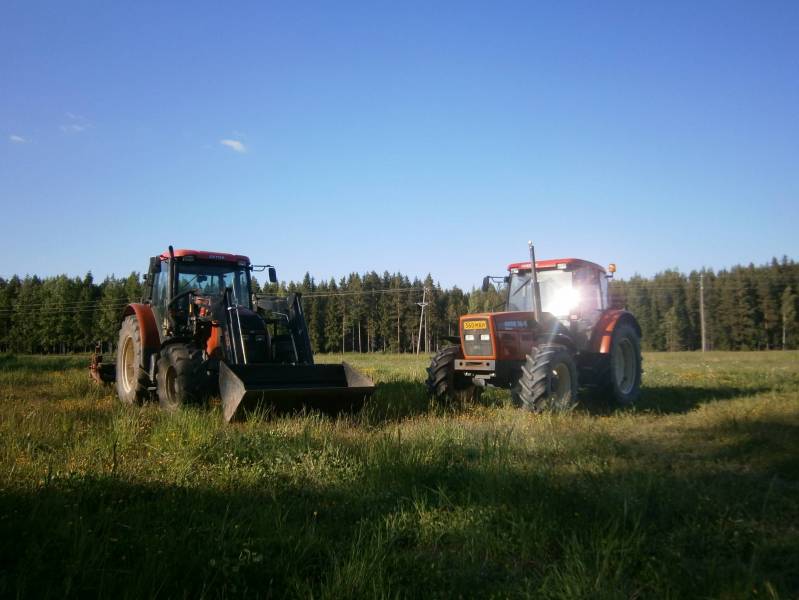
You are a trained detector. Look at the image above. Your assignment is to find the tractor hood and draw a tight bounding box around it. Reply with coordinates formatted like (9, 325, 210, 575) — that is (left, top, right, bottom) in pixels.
(459, 311, 566, 361)
(459, 311, 535, 360)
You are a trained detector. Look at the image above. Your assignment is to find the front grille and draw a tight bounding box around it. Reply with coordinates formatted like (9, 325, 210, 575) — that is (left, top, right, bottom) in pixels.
(462, 319, 493, 356)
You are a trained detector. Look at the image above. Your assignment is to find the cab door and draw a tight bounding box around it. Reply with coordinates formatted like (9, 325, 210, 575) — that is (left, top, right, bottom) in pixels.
(573, 267, 604, 329)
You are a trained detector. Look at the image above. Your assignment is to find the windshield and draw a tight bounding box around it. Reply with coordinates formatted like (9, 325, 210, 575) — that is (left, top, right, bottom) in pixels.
(176, 262, 251, 307)
(507, 269, 577, 316)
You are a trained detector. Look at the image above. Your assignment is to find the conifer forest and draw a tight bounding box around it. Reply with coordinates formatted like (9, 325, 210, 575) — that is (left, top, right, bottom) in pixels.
(1, 257, 797, 354)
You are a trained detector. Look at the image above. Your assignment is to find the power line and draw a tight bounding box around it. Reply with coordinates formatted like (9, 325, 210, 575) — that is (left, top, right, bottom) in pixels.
(0, 302, 131, 315)
(265, 287, 426, 299)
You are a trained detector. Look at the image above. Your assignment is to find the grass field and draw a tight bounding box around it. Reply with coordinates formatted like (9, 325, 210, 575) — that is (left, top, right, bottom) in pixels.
(1, 351, 798, 599)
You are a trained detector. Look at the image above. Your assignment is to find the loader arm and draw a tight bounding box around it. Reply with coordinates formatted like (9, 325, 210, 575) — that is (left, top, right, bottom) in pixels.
(220, 291, 375, 421)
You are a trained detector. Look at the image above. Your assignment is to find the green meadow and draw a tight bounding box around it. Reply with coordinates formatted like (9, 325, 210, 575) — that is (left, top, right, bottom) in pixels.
(1, 351, 797, 598)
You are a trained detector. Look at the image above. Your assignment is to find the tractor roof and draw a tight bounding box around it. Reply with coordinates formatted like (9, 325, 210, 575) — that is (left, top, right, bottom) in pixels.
(507, 258, 606, 272)
(160, 248, 251, 264)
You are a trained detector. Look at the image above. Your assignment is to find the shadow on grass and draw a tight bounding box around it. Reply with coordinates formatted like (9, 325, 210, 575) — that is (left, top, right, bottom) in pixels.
(363, 380, 433, 423)
(362, 381, 519, 424)
(78, 376, 773, 427)
(238, 379, 518, 427)
(246, 379, 773, 424)
(1, 430, 797, 599)
(699, 418, 799, 480)
(635, 384, 770, 414)
(566, 384, 771, 417)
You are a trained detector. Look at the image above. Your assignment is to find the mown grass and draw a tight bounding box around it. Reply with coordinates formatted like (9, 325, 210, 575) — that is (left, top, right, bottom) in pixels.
(0, 351, 797, 598)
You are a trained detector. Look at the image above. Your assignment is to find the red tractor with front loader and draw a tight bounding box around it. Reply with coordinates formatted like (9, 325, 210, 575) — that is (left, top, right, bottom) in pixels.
(91, 247, 373, 421)
(426, 243, 642, 411)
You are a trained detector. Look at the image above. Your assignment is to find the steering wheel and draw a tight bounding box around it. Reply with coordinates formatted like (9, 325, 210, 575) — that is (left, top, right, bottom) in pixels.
(167, 288, 201, 310)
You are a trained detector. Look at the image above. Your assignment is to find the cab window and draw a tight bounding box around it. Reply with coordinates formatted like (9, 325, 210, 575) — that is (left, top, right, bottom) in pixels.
(573, 268, 602, 316)
(151, 269, 168, 323)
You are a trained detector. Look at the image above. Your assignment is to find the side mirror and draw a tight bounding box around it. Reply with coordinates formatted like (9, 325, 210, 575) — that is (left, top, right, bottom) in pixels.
(482, 276, 490, 292)
(268, 267, 278, 283)
(148, 256, 161, 274)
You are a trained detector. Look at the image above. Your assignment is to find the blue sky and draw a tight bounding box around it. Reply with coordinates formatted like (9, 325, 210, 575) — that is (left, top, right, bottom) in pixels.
(1, 1, 797, 289)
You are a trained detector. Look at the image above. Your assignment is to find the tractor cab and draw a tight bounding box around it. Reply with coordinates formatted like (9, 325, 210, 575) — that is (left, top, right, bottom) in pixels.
(146, 249, 257, 339)
(505, 259, 610, 330)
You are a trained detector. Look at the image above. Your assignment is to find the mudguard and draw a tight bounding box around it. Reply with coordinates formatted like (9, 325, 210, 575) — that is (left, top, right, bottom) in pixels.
(589, 310, 642, 354)
(121, 303, 161, 356)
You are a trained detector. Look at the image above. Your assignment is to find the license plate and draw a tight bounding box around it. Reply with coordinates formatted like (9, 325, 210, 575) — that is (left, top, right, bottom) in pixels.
(463, 320, 487, 330)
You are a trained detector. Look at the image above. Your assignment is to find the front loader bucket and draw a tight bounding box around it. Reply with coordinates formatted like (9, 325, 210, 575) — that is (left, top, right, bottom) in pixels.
(219, 361, 375, 422)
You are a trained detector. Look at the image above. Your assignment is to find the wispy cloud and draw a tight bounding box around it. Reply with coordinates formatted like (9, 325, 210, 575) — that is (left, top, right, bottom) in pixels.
(220, 139, 247, 154)
(9, 134, 27, 143)
(60, 112, 92, 134)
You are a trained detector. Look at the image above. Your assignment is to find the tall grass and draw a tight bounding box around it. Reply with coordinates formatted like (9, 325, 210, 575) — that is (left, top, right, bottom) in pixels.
(1, 352, 797, 598)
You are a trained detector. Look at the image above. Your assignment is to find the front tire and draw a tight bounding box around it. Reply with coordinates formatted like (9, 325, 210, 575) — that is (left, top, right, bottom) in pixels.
(426, 346, 482, 405)
(516, 345, 579, 413)
(116, 316, 150, 405)
(156, 344, 205, 410)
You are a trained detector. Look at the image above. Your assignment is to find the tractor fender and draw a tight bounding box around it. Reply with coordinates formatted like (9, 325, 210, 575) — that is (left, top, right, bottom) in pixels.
(589, 310, 642, 354)
(121, 303, 161, 356)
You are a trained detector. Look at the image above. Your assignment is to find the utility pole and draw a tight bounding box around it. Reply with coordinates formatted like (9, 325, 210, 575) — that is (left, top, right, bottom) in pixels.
(424, 296, 429, 353)
(397, 310, 400, 352)
(700, 273, 707, 352)
(341, 301, 346, 355)
(416, 287, 428, 355)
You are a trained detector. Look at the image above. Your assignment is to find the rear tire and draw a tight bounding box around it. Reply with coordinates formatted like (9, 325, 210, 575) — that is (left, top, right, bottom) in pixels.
(516, 345, 579, 413)
(116, 316, 150, 405)
(156, 344, 205, 411)
(426, 346, 482, 405)
(606, 324, 642, 406)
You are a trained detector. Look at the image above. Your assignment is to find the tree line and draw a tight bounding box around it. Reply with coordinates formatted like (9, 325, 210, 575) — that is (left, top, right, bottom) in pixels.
(610, 257, 799, 351)
(0, 257, 797, 354)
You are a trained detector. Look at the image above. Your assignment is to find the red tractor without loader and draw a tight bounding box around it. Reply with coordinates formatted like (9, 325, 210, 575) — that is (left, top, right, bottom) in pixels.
(91, 247, 374, 421)
(426, 243, 642, 411)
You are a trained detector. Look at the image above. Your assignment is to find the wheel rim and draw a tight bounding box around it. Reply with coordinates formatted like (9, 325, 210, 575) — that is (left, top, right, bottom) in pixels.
(164, 366, 178, 405)
(614, 338, 636, 395)
(550, 362, 573, 409)
(121, 337, 135, 393)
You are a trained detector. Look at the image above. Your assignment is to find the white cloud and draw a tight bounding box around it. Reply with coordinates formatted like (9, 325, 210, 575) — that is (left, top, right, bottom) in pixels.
(9, 134, 27, 143)
(60, 112, 92, 134)
(220, 139, 247, 153)
(60, 123, 86, 133)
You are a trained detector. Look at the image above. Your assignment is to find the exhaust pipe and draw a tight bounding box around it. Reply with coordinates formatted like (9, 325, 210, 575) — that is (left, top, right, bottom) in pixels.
(528, 240, 542, 323)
